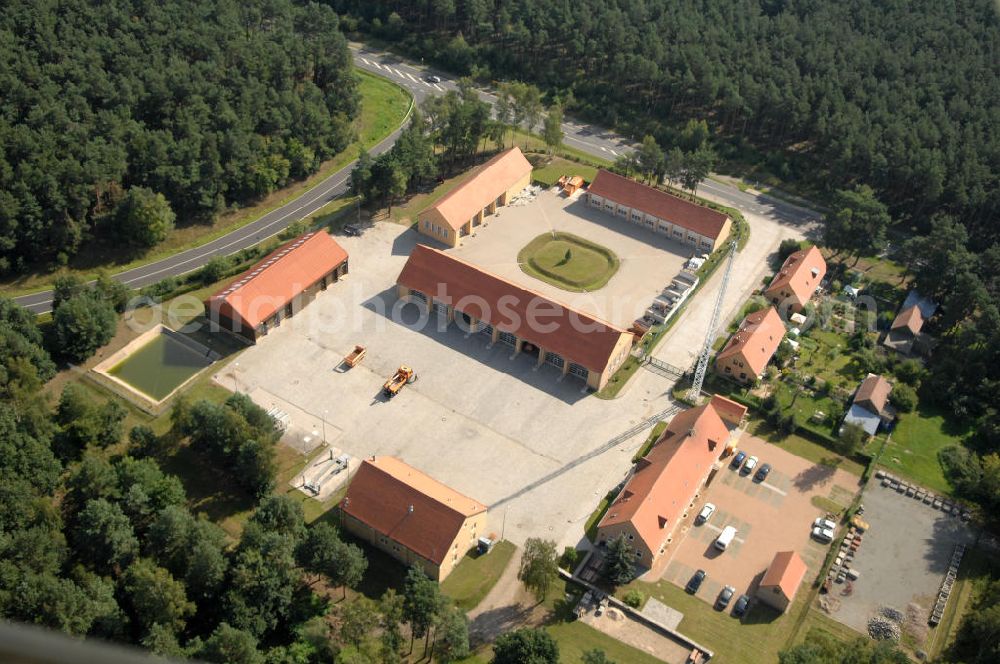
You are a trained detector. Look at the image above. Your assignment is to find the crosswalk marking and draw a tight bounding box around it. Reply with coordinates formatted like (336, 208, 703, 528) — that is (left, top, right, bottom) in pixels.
(600, 146, 608, 153)
(361, 58, 371, 66)
(406, 72, 418, 83)
(394, 68, 405, 78)
(433, 83, 443, 91)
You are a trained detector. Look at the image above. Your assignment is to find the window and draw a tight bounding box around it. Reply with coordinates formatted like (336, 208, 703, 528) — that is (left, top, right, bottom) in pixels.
(724, 366, 731, 373)
(673, 230, 683, 237)
(627, 533, 634, 541)
(635, 551, 643, 559)
(740, 372, 746, 380)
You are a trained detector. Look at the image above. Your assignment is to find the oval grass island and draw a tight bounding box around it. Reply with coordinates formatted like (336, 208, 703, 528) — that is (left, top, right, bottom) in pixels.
(517, 232, 620, 292)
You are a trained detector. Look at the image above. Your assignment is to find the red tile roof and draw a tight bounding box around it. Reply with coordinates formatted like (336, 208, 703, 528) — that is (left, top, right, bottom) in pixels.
(206, 232, 347, 329)
(424, 147, 533, 230)
(587, 169, 730, 240)
(854, 374, 892, 416)
(396, 245, 632, 373)
(709, 394, 748, 426)
(891, 305, 923, 335)
(598, 403, 730, 555)
(343, 457, 486, 566)
(759, 550, 807, 602)
(765, 245, 827, 306)
(716, 307, 785, 377)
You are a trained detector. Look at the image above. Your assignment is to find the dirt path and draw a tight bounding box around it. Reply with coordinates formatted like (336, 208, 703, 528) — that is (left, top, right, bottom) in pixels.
(467, 548, 551, 645)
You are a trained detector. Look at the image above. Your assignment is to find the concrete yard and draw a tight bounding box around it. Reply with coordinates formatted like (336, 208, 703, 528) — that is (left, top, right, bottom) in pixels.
(449, 187, 690, 328)
(656, 433, 860, 610)
(221, 221, 684, 546)
(823, 479, 975, 636)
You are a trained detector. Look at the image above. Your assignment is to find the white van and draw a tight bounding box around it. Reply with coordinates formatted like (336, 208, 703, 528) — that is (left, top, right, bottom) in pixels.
(714, 526, 737, 551)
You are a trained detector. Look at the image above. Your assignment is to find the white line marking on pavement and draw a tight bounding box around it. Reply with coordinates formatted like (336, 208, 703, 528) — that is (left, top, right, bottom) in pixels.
(761, 481, 787, 496)
(370, 61, 381, 70)
(406, 72, 418, 83)
(609, 149, 619, 156)
(600, 146, 608, 152)
(361, 58, 370, 65)
(433, 83, 443, 91)
(394, 68, 405, 78)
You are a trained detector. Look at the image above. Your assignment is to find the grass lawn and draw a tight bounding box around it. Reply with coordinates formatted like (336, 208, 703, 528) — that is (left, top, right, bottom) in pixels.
(545, 620, 668, 664)
(625, 574, 822, 664)
(518, 232, 619, 292)
(748, 418, 865, 477)
(878, 404, 969, 494)
(0, 69, 411, 297)
(441, 540, 517, 611)
(530, 156, 599, 187)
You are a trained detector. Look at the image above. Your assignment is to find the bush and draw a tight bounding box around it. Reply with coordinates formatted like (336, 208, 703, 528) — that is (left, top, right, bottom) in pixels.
(894, 359, 924, 387)
(835, 423, 866, 457)
(623, 590, 644, 608)
(50, 291, 117, 363)
(197, 256, 232, 286)
(558, 546, 579, 571)
(777, 238, 802, 263)
(891, 383, 917, 413)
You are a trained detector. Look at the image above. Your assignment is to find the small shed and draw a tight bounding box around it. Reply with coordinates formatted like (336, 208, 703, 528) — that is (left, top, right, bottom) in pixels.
(756, 550, 807, 612)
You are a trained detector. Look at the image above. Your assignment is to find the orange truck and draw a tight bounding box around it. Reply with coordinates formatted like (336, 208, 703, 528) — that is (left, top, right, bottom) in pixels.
(382, 366, 415, 398)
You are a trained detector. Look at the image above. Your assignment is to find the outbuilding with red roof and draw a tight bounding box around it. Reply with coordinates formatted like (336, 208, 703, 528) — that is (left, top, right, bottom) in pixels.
(586, 169, 732, 252)
(205, 232, 348, 343)
(342, 456, 487, 581)
(756, 550, 808, 612)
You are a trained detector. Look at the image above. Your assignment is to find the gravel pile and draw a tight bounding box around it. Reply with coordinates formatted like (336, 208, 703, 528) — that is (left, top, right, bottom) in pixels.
(880, 606, 904, 622)
(868, 616, 902, 641)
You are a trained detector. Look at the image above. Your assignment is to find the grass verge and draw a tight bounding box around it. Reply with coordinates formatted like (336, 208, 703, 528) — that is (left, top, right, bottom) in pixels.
(441, 540, 517, 611)
(878, 405, 968, 494)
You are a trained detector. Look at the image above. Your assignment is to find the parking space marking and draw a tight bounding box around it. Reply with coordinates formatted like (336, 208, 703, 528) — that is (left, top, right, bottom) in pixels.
(760, 481, 788, 496)
(406, 72, 418, 83)
(704, 522, 747, 545)
(433, 83, 443, 91)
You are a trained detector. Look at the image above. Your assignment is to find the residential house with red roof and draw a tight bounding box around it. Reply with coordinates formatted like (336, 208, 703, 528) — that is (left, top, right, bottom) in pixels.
(843, 373, 893, 436)
(765, 245, 827, 312)
(586, 169, 732, 252)
(418, 147, 533, 247)
(594, 397, 745, 568)
(756, 550, 808, 612)
(396, 244, 634, 390)
(714, 307, 786, 384)
(341, 457, 487, 581)
(205, 232, 348, 343)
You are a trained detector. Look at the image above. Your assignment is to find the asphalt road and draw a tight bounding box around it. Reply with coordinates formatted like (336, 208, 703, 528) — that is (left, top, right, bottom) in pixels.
(14, 43, 819, 314)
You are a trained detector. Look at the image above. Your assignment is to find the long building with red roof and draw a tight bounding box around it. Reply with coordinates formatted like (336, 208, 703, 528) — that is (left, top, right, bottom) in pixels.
(418, 147, 533, 247)
(396, 244, 634, 390)
(205, 232, 348, 343)
(595, 397, 745, 567)
(342, 457, 487, 581)
(586, 169, 732, 252)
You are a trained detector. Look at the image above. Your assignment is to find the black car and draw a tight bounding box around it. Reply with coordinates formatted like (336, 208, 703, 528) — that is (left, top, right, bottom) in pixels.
(343, 224, 362, 237)
(754, 463, 772, 482)
(715, 585, 736, 611)
(729, 450, 746, 469)
(685, 569, 707, 594)
(733, 594, 751, 617)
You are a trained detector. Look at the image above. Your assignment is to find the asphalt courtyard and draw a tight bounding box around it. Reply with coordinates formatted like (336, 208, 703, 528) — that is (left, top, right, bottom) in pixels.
(656, 433, 860, 610)
(220, 221, 684, 547)
(449, 188, 689, 328)
(825, 479, 975, 636)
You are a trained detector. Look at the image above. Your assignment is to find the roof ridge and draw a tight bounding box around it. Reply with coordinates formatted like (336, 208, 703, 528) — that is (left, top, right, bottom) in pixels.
(214, 231, 318, 300)
(412, 245, 627, 333)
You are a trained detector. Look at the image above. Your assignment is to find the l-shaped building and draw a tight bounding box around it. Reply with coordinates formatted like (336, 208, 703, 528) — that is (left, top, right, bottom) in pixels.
(396, 244, 634, 390)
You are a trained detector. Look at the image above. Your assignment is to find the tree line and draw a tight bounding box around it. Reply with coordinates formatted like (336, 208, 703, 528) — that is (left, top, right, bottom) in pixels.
(330, 0, 998, 249)
(349, 79, 563, 214)
(0, 0, 358, 273)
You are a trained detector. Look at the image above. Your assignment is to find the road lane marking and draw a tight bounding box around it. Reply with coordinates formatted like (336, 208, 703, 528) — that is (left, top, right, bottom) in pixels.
(433, 83, 443, 91)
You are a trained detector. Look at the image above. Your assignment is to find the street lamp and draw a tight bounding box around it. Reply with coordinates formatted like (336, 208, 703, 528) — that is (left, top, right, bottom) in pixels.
(233, 362, 239, 394)
(322, 408, 328, 444)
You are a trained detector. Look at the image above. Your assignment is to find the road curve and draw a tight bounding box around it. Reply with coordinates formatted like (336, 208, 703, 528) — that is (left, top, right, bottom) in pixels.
(13, 43, 820, 315)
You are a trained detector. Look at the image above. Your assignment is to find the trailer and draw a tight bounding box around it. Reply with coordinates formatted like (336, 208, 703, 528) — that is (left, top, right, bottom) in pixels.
(343, 344, 367, 368)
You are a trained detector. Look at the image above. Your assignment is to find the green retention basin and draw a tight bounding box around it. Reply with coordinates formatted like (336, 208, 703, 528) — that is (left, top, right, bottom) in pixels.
(108, 332, 211, 401)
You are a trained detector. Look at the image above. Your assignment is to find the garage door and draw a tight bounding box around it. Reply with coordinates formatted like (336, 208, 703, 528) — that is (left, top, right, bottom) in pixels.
(498, 331, 517, 347)
(545, 352, 565, 368)
(409, 290, 427, 303)
(568, 363, 589, 379)
(433, 302, 450, 317)
(479, 323, 494, 338)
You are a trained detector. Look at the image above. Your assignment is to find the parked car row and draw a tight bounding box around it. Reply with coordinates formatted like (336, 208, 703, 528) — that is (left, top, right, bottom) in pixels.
(811, 517, 837, 543)
(686, 569, 751, 617)
(729, 451, 772, 482)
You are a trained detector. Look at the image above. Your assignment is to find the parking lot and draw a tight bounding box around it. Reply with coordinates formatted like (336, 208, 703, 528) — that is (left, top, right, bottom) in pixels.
(823, 478, 975, 637)
(656, 433, 860, 610)
(220, 219, 688, 546)
(450, 188, 690, 328)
